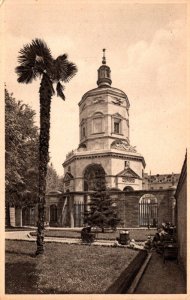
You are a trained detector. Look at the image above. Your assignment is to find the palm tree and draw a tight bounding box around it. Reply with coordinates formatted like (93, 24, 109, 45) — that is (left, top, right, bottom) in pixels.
(15, 39, 77, 255)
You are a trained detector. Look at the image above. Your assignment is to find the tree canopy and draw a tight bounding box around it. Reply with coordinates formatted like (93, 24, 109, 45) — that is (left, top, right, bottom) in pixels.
(5, 88, 64, 208)
(46, 163, 64, 193)
(5, 88, 39, 208)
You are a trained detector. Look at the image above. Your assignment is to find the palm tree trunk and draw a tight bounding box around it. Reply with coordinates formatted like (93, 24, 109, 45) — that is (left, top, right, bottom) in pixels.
(36, 74, 53, 255)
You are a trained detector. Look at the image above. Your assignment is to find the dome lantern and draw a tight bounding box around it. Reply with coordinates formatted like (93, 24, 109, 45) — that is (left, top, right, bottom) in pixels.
(97, 49, 112, 88)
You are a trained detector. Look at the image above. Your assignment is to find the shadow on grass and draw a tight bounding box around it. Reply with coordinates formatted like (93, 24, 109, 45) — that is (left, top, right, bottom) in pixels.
(5, 262, 40, 294)
(6, 250, 36, 258)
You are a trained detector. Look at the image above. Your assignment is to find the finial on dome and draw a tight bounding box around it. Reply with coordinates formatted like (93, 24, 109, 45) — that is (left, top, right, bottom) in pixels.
(102, 48, 106, 64)
(97, 49, 112, 87)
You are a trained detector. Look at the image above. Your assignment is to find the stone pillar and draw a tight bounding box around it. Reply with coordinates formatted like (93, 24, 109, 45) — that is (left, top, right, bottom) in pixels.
(69, 196, 74, 227)
(9, 207, 15, 227)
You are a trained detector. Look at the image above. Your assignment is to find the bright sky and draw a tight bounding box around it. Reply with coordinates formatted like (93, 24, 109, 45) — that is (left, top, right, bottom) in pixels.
(1, 0, 189, 176)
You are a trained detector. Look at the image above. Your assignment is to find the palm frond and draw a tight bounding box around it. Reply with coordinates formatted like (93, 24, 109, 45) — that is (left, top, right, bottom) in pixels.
(53, 54, 78, 82)
(64, 62, 78, 82)
(15, 39, 53, 83)
(15, 65, 38, 83)
(56, 82, 65, 100)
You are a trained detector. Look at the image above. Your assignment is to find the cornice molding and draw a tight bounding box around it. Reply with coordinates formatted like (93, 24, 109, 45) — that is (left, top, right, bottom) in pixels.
(63, 151, 146, 168)
(79, 134, 129, 144)
(80, 99, 127, 112)
(78, 88, 129, 107)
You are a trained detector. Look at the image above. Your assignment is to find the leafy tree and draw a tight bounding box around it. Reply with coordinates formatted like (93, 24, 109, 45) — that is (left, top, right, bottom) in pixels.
(15, 39, 77, 255)
(84, 181, 121, 232)
(5, 89, 39, 225)
(46, 163, 64, 193)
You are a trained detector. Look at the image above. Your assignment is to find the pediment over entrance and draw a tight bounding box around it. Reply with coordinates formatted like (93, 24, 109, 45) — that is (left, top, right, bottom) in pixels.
(116, 167, 141, 179)
(63, 172, 74, 182)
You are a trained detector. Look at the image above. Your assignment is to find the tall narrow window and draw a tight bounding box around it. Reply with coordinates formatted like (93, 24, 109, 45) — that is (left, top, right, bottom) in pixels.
(82, 127, 85, 138)
(114, 120, 120, 134)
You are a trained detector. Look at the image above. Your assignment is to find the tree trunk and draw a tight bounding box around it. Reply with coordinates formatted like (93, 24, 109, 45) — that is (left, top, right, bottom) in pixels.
(36, 74, 53, 256)
(5, 204, 11, 227)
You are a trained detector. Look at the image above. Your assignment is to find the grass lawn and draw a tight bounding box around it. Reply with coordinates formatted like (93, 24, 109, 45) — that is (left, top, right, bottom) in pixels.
(30, 228, 156, 241)
(6, 240, 138, 294)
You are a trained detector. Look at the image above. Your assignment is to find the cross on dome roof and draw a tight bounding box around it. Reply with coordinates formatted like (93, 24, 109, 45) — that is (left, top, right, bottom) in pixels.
(102, 48, 106, 65)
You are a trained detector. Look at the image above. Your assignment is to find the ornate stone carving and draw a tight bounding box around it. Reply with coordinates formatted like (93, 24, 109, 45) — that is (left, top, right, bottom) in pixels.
(111, 96, 123, 105)
(122, 177, 135, 183)
(111, 139, 137, 152)
(92, 96, 104, 104)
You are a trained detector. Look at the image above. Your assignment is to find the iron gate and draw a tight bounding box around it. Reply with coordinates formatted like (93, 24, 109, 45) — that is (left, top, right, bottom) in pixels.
(139, 194, 158, 227)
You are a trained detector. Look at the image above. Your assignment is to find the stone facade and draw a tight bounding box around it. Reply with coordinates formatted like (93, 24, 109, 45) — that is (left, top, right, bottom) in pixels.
(143, 173, 180, 190)
(63, 51, 145, 201)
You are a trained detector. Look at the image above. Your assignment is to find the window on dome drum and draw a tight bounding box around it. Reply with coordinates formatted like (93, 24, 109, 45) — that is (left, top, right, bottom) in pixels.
(114, 119, 120, 134)
(93, 117, 102, 133)
(82, 126, 85, 138)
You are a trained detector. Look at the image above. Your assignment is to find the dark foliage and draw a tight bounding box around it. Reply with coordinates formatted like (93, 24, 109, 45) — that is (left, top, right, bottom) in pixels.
(84, 181, 121, 232)
(5, 88, 39, 209)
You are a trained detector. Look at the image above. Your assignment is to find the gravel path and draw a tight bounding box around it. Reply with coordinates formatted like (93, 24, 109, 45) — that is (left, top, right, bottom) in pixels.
(5, 230, 116, 246)
(135, 251, 186, 294)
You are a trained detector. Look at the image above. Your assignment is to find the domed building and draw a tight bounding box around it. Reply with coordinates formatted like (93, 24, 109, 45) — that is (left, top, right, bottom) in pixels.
(9, 51, 179, 229)
(62, 50, 146, 226)
(63, 50, 145, 192)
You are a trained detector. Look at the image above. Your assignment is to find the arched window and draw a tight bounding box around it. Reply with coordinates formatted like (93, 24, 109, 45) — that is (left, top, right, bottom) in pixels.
(123, 186, 134, 192)
(84, 164, 106, 191)
(139, 194, 158, 227)
(92, 112, 104, 134)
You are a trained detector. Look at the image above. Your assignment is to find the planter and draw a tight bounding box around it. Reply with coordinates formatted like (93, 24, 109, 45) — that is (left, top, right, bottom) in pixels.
(106, 249, 148, 294)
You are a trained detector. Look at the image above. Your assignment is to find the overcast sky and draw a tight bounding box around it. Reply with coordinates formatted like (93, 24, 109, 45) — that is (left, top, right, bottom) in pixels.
(2, 0, 188, 176)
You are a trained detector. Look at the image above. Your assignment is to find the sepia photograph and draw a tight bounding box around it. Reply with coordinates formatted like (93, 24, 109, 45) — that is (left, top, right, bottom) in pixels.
(1, 0, 189, 298)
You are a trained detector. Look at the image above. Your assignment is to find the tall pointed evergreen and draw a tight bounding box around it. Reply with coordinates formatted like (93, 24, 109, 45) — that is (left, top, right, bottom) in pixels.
(84, 179, 121, 232)
(15, 39, 77, 255)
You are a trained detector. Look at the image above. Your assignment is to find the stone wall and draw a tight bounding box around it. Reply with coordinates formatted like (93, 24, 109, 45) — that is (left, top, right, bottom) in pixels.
(175, 154, 187, 274)
(44, 189, 175, 229)
(114, 189, 175, 228)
